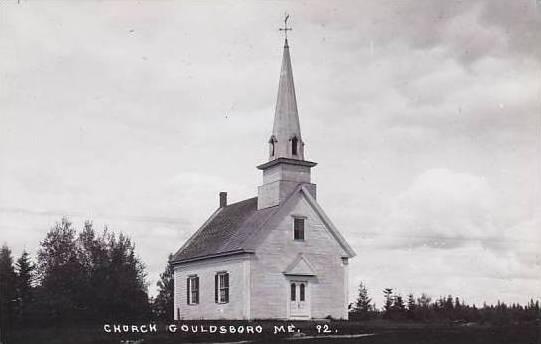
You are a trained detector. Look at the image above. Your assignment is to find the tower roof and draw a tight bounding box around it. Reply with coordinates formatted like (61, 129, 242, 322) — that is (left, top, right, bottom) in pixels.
(270, 38, 304, 160)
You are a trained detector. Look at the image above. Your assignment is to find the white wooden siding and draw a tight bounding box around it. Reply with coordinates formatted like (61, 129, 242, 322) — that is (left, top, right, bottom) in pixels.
(250, 192, 349, 319)
(173, 254, 250, 320)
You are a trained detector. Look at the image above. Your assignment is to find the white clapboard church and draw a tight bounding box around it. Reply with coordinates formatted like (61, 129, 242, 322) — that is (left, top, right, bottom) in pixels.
(172, 27, 356, 320)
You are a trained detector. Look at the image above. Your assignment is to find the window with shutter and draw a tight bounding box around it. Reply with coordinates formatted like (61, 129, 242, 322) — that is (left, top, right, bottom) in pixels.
(194, 276, 199, 304)
(215, 272, 229, 304)
(187, 275, 199, 305)
(215, 274, 218, 303)
(186, 278, 189, 304)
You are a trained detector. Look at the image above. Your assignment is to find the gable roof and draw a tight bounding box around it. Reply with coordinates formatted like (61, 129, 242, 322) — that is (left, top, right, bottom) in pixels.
(299, 185, 356, 258)
(172, 197, 278, 263)
(173, 185, 356, 264)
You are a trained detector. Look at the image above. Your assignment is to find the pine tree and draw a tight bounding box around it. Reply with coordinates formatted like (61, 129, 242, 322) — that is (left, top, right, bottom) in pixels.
(351, 282, 372, 320)
(416, 293, 432, 321)
(393, 295, 406, 313)
(383, 288, 393, 319)
(407, 293, 416, 319)
(383, 288, 393, 311)
(0, 244, 17, 341)
(407, 293, 415, 310)
(153, 253, 175, 320)
(15, 250, 35, 323)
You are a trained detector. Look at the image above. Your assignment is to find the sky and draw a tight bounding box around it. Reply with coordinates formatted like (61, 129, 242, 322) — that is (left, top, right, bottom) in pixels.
(1, 0, 540, 307)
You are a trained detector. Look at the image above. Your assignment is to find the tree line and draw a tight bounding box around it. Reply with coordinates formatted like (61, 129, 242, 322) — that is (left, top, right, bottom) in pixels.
(2, 217, 539, 338)
(0, 218, 174, 340)
(350, 282, 540, 324)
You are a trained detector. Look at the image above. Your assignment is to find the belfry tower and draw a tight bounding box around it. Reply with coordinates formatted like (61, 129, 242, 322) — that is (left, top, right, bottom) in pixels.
(257, 21, 317, 210)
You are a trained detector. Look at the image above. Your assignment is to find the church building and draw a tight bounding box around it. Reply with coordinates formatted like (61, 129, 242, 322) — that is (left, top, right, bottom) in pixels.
(172, 30, 356, 320)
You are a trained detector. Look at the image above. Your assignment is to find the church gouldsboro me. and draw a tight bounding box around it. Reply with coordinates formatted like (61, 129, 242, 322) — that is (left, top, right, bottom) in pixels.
(172, 23, 356, 320)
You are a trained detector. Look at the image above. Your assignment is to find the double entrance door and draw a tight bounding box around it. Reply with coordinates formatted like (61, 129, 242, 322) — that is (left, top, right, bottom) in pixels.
(289, 280, 310, 318)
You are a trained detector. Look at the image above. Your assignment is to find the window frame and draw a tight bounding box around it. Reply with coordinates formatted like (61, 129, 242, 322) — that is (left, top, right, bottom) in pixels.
(187, 275, 199, 305)
(216, 271, 229, 304)
(293, 217, 305, 241)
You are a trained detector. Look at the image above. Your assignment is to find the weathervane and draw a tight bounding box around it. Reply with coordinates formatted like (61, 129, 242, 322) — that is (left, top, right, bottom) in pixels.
(279, 13, 292, 40)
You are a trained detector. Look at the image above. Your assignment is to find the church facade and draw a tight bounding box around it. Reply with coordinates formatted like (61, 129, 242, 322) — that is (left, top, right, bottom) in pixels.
(172, 36, 355, 320)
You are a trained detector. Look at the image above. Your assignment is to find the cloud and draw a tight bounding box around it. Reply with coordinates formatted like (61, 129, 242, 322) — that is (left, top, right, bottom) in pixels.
(347, 167, 540, 306)
(350, 242, 541, 307)
(378, 169, 500, 249)
(304, 0, 541, 62)
(1, 1, 539, 305)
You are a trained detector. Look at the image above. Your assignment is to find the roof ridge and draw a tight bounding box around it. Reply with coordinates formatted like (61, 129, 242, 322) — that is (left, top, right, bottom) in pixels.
(223, 196, 257, 208)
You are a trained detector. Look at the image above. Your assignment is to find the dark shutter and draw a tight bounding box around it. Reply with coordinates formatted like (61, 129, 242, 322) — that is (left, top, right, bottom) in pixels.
(214, 274, 218, 303)
(224, 273, 229, 303)
(186, 278, 190, 304)
(195, 276, 199, 304)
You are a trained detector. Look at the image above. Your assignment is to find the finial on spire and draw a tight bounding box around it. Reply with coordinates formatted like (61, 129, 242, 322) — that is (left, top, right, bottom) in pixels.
(279, 13, 292, 45)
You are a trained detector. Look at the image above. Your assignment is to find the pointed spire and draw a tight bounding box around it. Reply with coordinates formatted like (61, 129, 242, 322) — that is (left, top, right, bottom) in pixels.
(256, 22, 317, 210)
(269, 37, 304, 161)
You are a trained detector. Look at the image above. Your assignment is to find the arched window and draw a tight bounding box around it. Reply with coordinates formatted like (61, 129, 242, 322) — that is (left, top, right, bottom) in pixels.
(269, 136, 277, 158)
(290, 283, 296, 301)
(300, 283, 305, 301)
(291, 136, 298, 156)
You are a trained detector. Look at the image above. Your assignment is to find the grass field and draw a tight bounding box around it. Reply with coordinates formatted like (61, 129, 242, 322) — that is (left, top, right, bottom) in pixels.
(5, 320, 540, 344)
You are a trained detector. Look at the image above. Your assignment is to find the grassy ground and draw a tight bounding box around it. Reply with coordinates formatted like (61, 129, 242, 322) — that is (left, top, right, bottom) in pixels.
(5, 320, 539, 344)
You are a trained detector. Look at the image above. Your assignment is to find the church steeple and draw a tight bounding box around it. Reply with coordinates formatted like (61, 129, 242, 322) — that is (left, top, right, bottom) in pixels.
(269, 37, 304, 161)
(257, 17, 317, 210)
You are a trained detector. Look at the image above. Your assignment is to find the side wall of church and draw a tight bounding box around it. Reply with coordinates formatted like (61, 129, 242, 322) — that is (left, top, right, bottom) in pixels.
(173, 254, 251, 320)
(250, 191, 349, 320)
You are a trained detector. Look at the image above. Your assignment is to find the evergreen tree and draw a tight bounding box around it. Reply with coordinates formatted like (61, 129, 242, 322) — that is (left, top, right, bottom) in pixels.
(392, 294, 406, 319)
(393, 295, 405, 311)
(0, 244, 17, 342)
(350, 282, 372, 320)
(15, 250, 35, 323)
(444, 295, 454, 311)
(407, 293, 416, 319)
(382, 288, 393, 319)
(416, 293, 432, 321)
(383, 288, 393, 311)
(153, 253, 174, 320)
